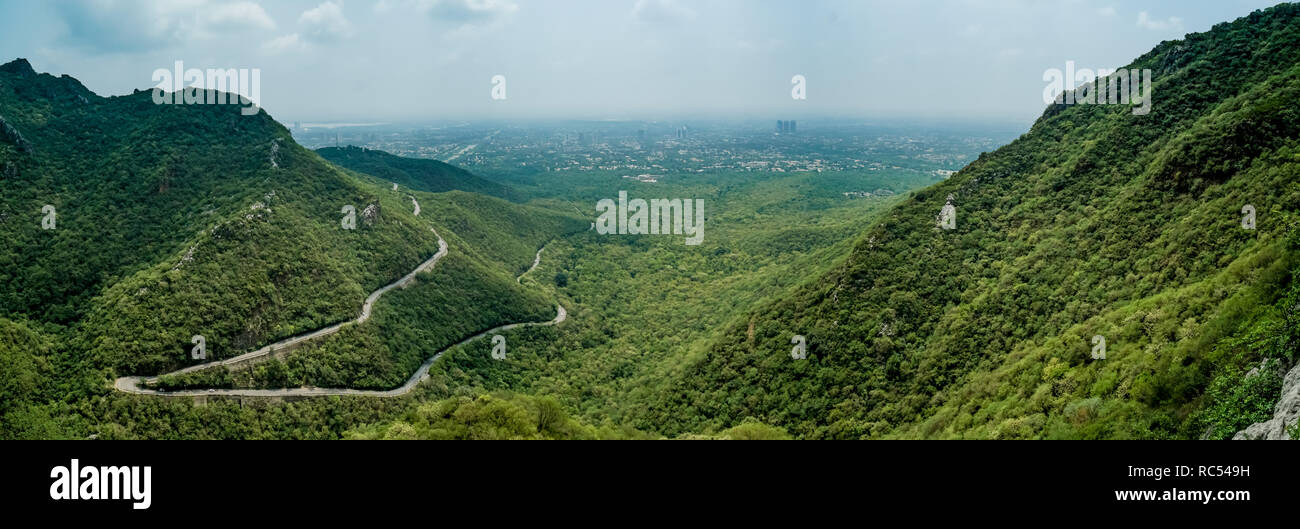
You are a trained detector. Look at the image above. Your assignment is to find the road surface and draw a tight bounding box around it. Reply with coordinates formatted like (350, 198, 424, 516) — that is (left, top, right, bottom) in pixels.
(517, 245, 544, 284)
(114, 304, 564, 398)
(113, 197, 565, 398)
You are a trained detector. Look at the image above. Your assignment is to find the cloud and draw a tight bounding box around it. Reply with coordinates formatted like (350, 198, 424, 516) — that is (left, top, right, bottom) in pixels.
(204, 1, 276, 32)
(262, 33, 306, 53)
(1137, 11, 1184, 32)
(299, 1, 354, 43)
(631, 0, 697, 24)
(53, 0, 276, 53)
(1097, 6, 1116, 17)
(415, 0, 518, 25)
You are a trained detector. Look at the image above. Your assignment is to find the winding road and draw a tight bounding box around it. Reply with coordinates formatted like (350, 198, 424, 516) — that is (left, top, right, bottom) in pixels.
(113, 196, 565, 398)
(517, 246, 543, 284)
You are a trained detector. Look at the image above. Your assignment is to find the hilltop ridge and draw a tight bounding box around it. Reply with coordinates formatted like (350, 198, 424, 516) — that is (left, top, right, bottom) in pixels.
(0, 58, 582, 439)
(318, 145, 517, 201)
(637, 3, 1300, 439)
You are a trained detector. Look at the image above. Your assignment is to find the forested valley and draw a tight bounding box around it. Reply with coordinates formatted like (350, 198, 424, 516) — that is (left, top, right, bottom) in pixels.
(3, 4, 1300, 440)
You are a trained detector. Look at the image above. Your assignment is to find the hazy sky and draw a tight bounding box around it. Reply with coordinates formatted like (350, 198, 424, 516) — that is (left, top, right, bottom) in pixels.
(0, 0, 1289, 124)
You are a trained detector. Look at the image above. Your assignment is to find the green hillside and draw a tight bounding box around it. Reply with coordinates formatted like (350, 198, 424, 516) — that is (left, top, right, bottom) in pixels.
(342, 392, 652, 440)
(421, 169, 913, 429)
(0, 58, 583, 438)
(635, 5, 1300, 439)
(5, 5, 1299, 442)
(318, 145, 517, 201)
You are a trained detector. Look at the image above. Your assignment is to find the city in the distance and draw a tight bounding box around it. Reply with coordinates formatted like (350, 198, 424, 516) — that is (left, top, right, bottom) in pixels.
(0, 0, 1297, 449)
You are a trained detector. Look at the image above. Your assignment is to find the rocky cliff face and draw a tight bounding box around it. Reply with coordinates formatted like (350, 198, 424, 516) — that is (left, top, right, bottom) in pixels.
(1235, 361, 1300, 440)
(0, 115, 33, 153)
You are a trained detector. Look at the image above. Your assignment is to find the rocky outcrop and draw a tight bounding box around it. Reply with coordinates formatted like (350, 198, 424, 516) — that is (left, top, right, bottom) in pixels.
(0, 115, 33, 154)
(1, 58, 96, 105)
(1234, 360, 1300, 440)
(361, 203, 379, 226)
(0, 58, 35, 78)
(269, 138, 281, 169)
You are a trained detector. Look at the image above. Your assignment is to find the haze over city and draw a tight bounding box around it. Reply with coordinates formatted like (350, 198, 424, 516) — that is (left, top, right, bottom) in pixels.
(1, 0, 1286, 124)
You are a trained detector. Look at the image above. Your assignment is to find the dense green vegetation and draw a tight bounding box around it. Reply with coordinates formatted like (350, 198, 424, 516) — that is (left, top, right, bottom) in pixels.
(0, 58, 583, 438)
(401, 5, 1300, 440)
(424, 170, 908, 428)
(624, 5, 1300, 439)
(6, 4, 1299, 441)
(154, 187, 583, 390)
(156, 251, 556, 390)
(319, 145, 518, 201)
(343, 392, 791, 440)
(0, 317, 53, 420)
(343, 392, 651, 440)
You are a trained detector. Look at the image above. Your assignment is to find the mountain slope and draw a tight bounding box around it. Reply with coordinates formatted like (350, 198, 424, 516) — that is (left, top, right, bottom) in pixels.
(641, 4, 1300, 439)
(0, 61, 452, 375)
(0, 58, 584, 438)
(318, 145, 517, 201)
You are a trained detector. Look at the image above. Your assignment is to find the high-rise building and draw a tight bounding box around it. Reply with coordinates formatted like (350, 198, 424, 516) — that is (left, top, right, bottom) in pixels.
(777, 120, 785, 133)
(789, 120, 796, 133)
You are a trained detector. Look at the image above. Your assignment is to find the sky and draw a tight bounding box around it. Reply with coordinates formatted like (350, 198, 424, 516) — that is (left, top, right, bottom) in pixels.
(0, 0, 1290, 124)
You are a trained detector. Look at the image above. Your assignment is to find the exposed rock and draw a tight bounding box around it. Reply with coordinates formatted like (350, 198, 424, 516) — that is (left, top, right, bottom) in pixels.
(879, 321, 897, 338)
(269, 139, 281, 169)
(1244, 358, 1279, 380)
(361, 203, 379, 226)
(934, 194, 956, 230)
(0, 115, 34, 154)
(171, 244, 198, 272)
(1234, 360, 1300, 440)
(1157, 44, 1193, 76)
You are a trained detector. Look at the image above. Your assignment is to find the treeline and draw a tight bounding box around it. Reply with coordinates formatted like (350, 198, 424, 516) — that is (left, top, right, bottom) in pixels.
(318, 146, 518, 201)
(344, 392, 791, 440)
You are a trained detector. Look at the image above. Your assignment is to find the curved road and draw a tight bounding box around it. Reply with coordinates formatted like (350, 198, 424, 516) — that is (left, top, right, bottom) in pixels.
(114, 198, 565, 398)
(517, 246, 544, 284)
(114, 304, 564, 398)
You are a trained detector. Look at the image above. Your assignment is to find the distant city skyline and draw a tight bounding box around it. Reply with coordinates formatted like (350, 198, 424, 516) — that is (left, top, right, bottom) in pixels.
(0, 0, 1289, 125)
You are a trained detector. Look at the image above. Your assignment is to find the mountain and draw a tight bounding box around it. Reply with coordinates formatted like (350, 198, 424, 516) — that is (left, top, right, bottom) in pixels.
(0, 58, 584, 438)
(317, 145, 517, 201)
(638, 4, 1300, 439)
(5, 5, 1300, 442)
